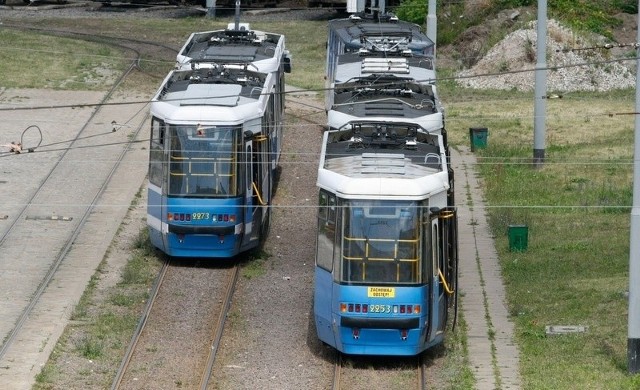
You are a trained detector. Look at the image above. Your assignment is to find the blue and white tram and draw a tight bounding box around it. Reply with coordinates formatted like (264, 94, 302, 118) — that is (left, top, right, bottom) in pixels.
(146, 65, 282, 258)
(313, 122, 458, 356)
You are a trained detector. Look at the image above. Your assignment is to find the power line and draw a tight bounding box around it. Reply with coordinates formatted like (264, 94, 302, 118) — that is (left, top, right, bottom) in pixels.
(0, 51, 637, 112)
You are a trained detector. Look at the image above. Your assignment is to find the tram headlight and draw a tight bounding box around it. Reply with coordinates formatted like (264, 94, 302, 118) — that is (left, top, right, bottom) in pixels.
(212, 214, 236, 223)
(167, 213, 192, 221)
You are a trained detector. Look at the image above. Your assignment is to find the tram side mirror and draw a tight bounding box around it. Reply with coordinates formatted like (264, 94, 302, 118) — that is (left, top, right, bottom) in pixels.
(283, 51, 292, 74)
(244, 130, 254, 140)
(429, 207, 441, 218)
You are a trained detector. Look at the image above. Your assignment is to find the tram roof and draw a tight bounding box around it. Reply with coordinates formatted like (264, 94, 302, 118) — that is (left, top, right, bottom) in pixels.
(176, 25, 286, 73)
(334, 52, 435, 84)
(328, 15, 434, 54)
(328, 78, 444, 131)
(328, 111, 444, 135)
(151, 67, 270, 124)
(316, 122, 449, 198)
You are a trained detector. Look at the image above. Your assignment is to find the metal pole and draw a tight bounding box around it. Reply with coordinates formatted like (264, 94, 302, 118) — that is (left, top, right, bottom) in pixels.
(206, 0, 216, 18)
(234, 0, 240, 30)
(628, 0, 640, 375)
(426, 0, 437, 63)
(533, 0, 547, 167)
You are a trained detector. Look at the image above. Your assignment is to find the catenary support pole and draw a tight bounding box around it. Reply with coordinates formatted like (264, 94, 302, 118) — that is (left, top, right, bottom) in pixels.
(628, 0, 640, 375)
(533, 0, 547, 168)
(206, 0, 216, 18)
(426, 0, 437, 64)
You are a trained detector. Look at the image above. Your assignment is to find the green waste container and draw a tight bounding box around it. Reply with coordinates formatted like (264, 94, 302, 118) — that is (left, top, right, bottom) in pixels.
(469, 127, 488, 151)
(508, 224, 528, 252)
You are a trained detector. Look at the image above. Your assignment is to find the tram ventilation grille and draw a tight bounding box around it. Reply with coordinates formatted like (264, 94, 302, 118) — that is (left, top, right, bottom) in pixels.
(364, 102, 404, 116)
(360, 153, 406, 175)
(361, 58, 409, 74)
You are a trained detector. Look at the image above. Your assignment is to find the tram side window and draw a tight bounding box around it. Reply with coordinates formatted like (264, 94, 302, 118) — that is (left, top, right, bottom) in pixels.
(326, 35, 344, 84)
(169, 132, 185, 195)
(149, 118, 165, 187)
(316, 191, 337, 271)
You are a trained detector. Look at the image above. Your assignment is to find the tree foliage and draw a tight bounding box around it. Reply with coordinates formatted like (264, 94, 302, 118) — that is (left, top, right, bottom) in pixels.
(394, 0, 637, 45)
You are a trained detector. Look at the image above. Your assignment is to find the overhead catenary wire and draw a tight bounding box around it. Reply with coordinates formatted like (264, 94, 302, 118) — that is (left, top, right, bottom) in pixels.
(0, 19, 636, 169)
(0, 50, 638, 112)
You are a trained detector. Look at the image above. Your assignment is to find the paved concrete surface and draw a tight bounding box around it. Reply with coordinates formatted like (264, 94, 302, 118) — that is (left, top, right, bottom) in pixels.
(0, 89, 150, 390)
(453, 146, 522, 390)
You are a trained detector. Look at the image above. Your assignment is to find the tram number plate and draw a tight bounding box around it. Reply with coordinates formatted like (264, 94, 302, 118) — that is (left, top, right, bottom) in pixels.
(367, 287, 395, 298)
(192, 212, 210, 220)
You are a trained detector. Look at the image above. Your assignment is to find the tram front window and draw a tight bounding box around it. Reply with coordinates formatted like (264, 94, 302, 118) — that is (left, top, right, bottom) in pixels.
(341, 200, 422, 284)
(168, 125, 239, 197)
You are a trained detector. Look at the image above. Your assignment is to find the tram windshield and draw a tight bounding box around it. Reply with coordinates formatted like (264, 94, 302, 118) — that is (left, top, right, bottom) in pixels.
(341, 200, 422, 285)
(168, 124, 240, 197)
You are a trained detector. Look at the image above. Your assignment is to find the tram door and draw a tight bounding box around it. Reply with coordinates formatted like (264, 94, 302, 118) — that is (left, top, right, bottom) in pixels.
(314, 191, 338, 346)
(428, 217, 447, 343)
(244, 143, 256, 244)
(436, 210, 456, 333)
(250, 134, 270, 241)
(147, 118, 168, 252)
(442, 208, 458, 325)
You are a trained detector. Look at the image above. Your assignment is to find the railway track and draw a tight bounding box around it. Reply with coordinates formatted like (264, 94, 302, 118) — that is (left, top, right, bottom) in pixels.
(0, 27, 178, 387)
(331, 353, 430, 390)
(0, 54, 142, 359)
(111, 259, 239, 389)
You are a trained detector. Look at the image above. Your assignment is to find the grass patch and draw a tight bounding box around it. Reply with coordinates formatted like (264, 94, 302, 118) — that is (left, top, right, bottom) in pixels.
(11, 16, 329, 92)
(436, 312, 475, 389)
(75, 335, 104, 360)
(241, 249, 271, 279)
(34, 362, 58, 386)
(71, 273, 100, 320)
(442, 81, 639, 388)
(0, 29, 125, 90)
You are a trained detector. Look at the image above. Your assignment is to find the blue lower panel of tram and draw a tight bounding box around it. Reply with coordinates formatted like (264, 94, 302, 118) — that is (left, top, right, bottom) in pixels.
(314, 268, 441, 356)
(147, 188, 243, 258)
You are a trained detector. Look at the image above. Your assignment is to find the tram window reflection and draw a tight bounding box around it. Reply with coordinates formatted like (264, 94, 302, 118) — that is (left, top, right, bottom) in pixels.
(341, 200, 422, 284)
(168, 125, 238, 197)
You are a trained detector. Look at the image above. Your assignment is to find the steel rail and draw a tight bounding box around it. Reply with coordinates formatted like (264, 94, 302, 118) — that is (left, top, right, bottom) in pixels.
(199, 264, 240, 390)
(417, 354, 427, 390)
(331, 353, 342, 390)
(110, 258, 171, 390)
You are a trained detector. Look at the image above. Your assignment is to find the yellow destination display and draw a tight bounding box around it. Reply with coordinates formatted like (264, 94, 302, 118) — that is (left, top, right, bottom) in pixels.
(367, 287, 395, 298)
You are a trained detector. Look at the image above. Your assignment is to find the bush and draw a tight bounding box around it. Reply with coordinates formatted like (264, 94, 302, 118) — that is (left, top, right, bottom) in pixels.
(394, 0, 427, 25)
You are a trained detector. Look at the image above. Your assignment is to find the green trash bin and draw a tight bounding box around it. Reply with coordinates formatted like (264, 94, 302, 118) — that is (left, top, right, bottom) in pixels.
(469, 127, 488, 151)
(508, 225, 528, 252)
